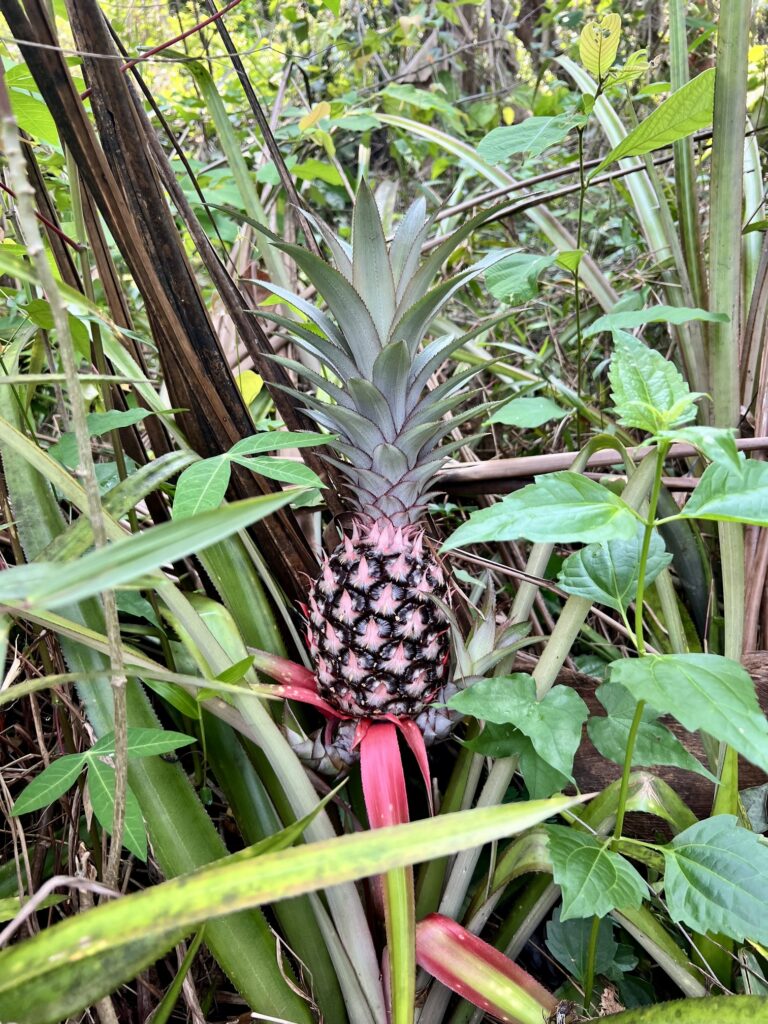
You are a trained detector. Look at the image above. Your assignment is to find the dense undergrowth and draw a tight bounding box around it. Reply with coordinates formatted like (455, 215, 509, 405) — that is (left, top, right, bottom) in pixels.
(2, 1, 768, 1022)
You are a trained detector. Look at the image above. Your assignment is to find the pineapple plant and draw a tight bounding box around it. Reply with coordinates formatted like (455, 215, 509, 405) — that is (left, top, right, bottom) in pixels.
(257, 182, 505, 725)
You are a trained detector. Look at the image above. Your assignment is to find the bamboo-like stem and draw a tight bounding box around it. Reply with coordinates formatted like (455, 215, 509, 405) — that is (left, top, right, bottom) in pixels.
(709, 0, 751, 822)
(0, 66, 128, 890)
(669, 0, 707, 310)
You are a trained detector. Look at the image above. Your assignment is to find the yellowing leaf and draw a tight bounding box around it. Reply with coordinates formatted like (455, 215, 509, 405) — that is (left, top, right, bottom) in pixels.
(579, 13, 621, 79)
(235, 370, 263, 404)
(502, 106, 515, 125)
(299, 101, 331, 132)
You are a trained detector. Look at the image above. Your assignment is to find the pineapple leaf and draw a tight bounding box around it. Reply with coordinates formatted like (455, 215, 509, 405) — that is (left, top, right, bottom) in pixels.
(326, 445, 373, 470)
(301, 400, 388, 450)
(372, 341, 410, 426)
(352, 180, 397, 342)
(390, 195, 430, 297)
(405, 389, 484, 430)
(408, 311, 511, 395)
(407, 365, 484, 418)
(399, 196, 520, 308)
(263, 245, 382, 373)
(267, 354, 354, 409)
(393, 251, 511, 357)
(346, 379, 397, 440)
(301, 209, 353, 281)
(253, 281, 350, 354)
(371, 443, 410, 482)
(259, 312, 358, 380)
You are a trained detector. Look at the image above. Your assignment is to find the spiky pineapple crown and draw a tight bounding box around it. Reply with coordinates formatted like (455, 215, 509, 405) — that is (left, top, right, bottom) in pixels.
(258, 182, 501, 526)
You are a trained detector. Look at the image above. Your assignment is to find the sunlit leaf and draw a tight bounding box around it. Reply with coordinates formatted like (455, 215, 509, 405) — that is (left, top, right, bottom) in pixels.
(591, 68, 716, 176)
(579, 13, 621, 79)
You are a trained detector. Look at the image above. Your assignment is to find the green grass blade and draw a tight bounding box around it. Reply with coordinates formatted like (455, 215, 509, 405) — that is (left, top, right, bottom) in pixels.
(0, 492, 304, 609)
(0, 795, 586, 1024)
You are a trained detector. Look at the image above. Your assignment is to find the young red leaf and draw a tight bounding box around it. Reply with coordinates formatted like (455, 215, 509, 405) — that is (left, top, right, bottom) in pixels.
(416, 914, 557, 1024)
(359, 721, 409, 827)
(249, 648, 317, 690)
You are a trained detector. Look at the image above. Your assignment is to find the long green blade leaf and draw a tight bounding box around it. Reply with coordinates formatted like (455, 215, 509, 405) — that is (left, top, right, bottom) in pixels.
(0, 795, 585, 1023)
(0, 492, 303, 609)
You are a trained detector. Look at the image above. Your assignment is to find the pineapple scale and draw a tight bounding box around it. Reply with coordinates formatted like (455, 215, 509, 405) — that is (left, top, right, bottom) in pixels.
(307, 519, 450, 718)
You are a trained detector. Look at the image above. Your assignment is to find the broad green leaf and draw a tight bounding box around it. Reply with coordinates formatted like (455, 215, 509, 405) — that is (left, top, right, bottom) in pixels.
(682, 460, 768, 525)
(464, 723, 570, 799)
(87, 759, 147, 861)
(234, 456, 325, 488)
(555, 249, 585, 273)
(485, 252, 557, 304)
(547, 825, 647, 919)
(587, 684, 716, 781)
(89, 728, 195, 760)
(557, 525, 671, 612)
(442, 472, 639, 550)
(579, 13, 621, 79)
(50, 407, 155, 468)
(546, 908, 617, 985)
(229, 430, 329, 456)
(11, 754, 86, 815)
(653, 426, 741, 471)
(8, 88, 59, 146)
(609, 654, 768, 773)
(0, 795, 586, 1024)
(293, 159, 345, 187)
(591, 68, 716, 176)
(448, 674, 588, 780)
(172, 456, 231, 519)
(584, 304, 728, 340)
(86, 408, 154, 435)
(663, 816, 768, 943)
(477, 114, 585, 163)
(609, 334, 699, 432)
(488, 396, 567, 428)
(0, 492, 303, 609)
